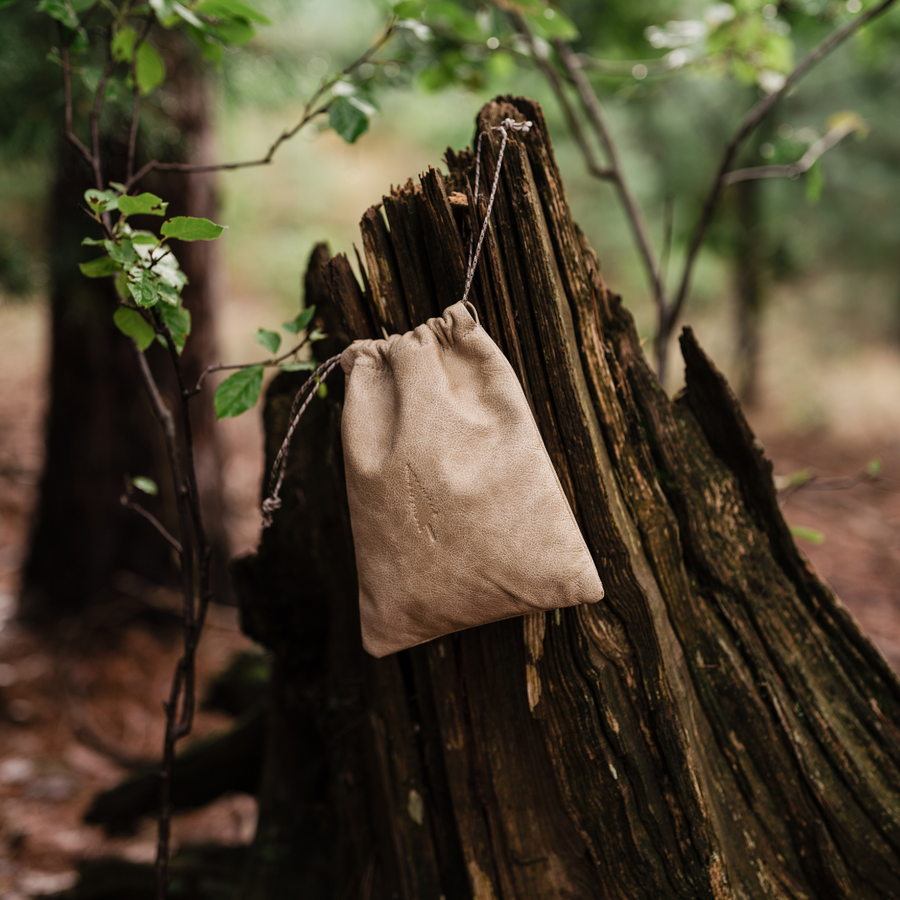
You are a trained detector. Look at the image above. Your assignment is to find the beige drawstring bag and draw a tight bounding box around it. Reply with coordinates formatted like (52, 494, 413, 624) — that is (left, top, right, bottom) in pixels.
(263, 118, 604, 657)
(340, 301, 604, 657)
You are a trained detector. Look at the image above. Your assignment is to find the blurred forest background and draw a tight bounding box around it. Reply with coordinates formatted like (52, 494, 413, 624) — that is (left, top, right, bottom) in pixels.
(0, 0, 898, 894)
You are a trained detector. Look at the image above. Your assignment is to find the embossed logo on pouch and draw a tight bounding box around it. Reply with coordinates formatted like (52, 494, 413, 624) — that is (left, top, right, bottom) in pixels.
(406, 463, 438, 542)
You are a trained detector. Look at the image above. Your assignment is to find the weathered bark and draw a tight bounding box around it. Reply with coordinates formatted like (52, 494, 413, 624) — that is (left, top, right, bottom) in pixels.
(235, 98, 900, 898)
(21, 36, 230, 620)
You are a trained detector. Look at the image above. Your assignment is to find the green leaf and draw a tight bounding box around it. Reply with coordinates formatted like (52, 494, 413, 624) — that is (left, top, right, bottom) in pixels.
(85, 188, 119, 213)
(280, 360, 318, 372)
(131, 475, 159, 495)
(161, 216, 226, 241)
(135, 42, 166, 94)
(0, 0, 22, 10)
(173, 1, 206, 28)
(329, 96, 370, 144)
(254, 328, 281, 355)
(157, 302, 191, 353)
(118, 192, 168, 217)
(866, 457, 882, 476)
(80, 256, 122, 278)
(790, 525, 825, 545)
(114, 272, 129, 299)
(805, 160, 824, 205)
(522, 7, 579, 41)
(129, 268, 160, 307)
(282, 305, 315, 334)
(105, 238, 137, 267)
(111, 26, 138, 63)
(212, 18, 255, 44)
(130, 231, 159, 245)
(81, 237, 105, 246)
(195, 0, 270, 24)
(392, 0, 422, 16)
(308, 327, 327, 342)
(149, 0, 176, 18)
(114, 307, 156, 351)
(37, 0, 78, 29)
(214, 365, 264, 419)
(317, 382, 328, 399)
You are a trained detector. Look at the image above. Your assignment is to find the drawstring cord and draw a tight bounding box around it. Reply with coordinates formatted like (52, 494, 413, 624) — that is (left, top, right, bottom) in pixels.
(462, 117, 532, 322)
(260, 353, 342, 528)
(260, 116, 531, 528)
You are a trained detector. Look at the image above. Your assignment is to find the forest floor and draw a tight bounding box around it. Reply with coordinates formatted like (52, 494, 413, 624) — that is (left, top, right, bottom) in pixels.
(0, 297, 898, 899)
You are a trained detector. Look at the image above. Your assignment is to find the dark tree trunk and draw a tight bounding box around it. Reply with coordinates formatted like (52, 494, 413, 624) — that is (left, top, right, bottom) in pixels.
(20, 37, 230, 621)
(234, 97, 900, 899)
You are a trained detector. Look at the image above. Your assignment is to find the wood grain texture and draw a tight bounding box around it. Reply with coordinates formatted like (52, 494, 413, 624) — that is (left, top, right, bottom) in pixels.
(234, 100, 900, 899)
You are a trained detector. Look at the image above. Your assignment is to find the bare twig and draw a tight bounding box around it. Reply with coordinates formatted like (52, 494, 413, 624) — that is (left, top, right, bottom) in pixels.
(722, 119, 857, 185)
(120, 494, 183, 554)
(508, 14, 614, 182)
(129, 336, 196, 900)
(659, 192, 674, 297)
(189, 334, 313, 396)
(668, 0, 898, 357)
(777, 466, 885, 502)
(125, 21, 398, 190)
(90, 55, 115, 189)
(554, 38, 665, 316)
(126, 20, 154, 183)
(61, 43, 96, 173)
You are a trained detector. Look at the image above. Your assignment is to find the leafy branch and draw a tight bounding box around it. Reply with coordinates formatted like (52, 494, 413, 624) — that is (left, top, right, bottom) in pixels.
(124, 20, 397, 189)
(505, 0, 897, 380)
(41, 1, 403, 896)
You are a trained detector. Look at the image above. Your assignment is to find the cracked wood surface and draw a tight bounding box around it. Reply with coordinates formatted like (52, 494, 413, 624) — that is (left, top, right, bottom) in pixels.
(234, 97, 900, 899)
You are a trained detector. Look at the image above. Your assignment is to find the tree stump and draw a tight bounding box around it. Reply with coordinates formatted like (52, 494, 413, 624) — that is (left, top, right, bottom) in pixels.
(232, 97, 900, 899)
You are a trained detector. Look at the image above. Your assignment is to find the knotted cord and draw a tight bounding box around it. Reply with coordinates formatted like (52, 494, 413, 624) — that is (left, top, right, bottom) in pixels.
(260, 116, 531, 528)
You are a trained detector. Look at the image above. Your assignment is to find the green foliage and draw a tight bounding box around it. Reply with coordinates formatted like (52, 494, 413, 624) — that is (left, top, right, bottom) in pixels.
(80, 256, 121, 278)
(329, 95, 372, 143)
(118, 193, 169, 216)
(113, 307, 156, 351)
(214, 364, 264, 418)
(130, 475, 159, 495)
(156, 301, 191, 353)
(282, 305, 316, 334)
(254, 327, 281, 354)
(790, 525, 825, 545)
(161, 216, 226, 241)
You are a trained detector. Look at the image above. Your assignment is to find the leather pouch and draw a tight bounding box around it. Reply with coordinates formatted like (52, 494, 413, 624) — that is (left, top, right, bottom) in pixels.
(340, 300, 605, 658)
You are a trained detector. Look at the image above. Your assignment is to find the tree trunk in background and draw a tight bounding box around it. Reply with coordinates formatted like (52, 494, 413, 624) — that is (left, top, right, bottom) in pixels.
(20, 36, 230, 622)
(732, 177, 766, 406)
(233, 97, 900, 899)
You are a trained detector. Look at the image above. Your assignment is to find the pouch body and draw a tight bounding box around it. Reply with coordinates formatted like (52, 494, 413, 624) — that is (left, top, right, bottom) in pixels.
(341, 301, 604, 658)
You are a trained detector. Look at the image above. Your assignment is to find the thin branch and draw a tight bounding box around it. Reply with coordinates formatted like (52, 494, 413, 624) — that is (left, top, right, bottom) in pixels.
(508, 13, 614, 182)
(126, 20, 153, 183)
(120, 494, 183, 554)
(554, 37, 665, 317)
(189, 335, 313, 396)
(777, 466, 886, 502)
(90, 57, 115, 187)
(125, 21, 397, 190)
(61, 43, 95, 171)
(128, 337, 193, 900)
(668, 0, 898, 344)
(659, 192, 674, 296)
(722, 119, 857, 185)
